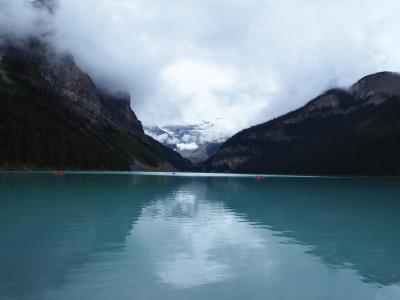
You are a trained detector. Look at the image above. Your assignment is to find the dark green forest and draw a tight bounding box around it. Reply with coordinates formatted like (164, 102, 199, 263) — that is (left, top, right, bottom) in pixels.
(0, 75, 155, 170)
(0, 49, 192, 171)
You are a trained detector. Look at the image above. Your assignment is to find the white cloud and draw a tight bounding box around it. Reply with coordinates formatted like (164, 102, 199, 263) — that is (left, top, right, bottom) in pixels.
(161, 59, 238, 94)
(176, 142, 198, 151)
(0, 0, 50, 38)
(3, 0, 400, 136)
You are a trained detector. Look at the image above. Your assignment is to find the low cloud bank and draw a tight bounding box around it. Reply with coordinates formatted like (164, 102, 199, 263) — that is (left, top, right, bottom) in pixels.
(2, 0, 400, 138)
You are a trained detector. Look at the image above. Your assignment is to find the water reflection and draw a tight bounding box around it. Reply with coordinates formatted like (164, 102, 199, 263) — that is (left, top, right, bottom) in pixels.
(136, 185, 265, 288)
(0, 174, 171, 299)
(0, 173, 400, 300)
(211, 177, 400, 286)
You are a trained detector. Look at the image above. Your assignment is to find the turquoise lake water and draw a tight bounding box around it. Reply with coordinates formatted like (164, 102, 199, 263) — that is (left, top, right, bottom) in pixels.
(1, 172, 400, 300)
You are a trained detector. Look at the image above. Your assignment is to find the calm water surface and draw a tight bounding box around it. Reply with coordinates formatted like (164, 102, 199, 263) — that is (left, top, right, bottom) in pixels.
(1, 172, 400, 300)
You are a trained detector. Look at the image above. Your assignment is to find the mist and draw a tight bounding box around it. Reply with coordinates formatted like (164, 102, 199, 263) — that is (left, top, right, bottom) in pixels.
(2, 0, 400, 138)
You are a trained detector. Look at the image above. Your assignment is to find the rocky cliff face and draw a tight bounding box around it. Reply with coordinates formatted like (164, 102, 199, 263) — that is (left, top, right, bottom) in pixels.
(204, 72, 400, 176)
(2, 39, 144, 134)
(0, 38, 191, 171)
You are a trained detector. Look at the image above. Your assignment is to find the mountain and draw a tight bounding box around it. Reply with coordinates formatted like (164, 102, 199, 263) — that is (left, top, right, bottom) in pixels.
(145, 122, 226, 164)
(177, 142, 222, 164)
(0, 38, 191, 171)
(204, 72, 400, 176)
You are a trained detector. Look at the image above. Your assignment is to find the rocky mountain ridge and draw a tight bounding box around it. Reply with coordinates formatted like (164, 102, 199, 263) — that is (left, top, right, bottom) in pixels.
(204, 72, 400, 175)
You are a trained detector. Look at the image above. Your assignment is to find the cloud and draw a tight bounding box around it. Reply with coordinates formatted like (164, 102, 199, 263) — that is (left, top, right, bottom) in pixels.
(0, 0, 50, 38)
(176, 142, 198, 151)
(161, 59, 238, 95)
(2, 0, 400, 137)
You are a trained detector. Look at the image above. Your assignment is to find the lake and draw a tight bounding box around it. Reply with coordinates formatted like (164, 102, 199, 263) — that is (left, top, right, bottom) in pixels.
(1, 172, 400, 300)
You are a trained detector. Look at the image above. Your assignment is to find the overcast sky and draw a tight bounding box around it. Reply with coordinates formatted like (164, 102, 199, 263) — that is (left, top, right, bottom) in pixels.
(3, 0, 400, 136)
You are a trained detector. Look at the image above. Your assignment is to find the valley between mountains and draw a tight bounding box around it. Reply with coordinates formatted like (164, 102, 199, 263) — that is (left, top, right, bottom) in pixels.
(2, 38, 400, 175)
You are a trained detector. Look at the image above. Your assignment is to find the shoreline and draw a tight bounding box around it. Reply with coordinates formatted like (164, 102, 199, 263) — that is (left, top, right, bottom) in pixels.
(0, 170, 399, 180)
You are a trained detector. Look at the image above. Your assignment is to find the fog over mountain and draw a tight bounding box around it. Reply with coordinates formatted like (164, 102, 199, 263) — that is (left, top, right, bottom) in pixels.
(145, 120, 228, 163)
(2, 0, 400, 139)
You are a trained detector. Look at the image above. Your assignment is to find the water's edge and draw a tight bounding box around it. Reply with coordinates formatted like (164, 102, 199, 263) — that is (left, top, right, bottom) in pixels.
(0, 170, 350, 179)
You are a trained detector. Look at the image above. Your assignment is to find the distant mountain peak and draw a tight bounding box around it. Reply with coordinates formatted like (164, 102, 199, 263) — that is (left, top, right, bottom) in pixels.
(351, 71, 400, 104)
(145, 121, 228, 163)
(353, 71, 400, 86)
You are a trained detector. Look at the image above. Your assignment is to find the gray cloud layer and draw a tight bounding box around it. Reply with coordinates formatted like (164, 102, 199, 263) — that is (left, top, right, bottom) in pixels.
(2, 0, 400, 135)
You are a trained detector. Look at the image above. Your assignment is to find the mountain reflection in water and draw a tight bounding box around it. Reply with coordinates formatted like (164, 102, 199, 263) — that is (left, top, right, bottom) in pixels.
(0, 173, 399, 300)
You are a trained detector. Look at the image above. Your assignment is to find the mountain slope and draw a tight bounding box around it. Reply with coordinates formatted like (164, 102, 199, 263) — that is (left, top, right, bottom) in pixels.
(204, 72, 400, 176)
(0, 39, 191, 171)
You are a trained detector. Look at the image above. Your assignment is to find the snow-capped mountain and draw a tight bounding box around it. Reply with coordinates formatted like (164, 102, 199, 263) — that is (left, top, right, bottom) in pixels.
(145, 121, 229, 163)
